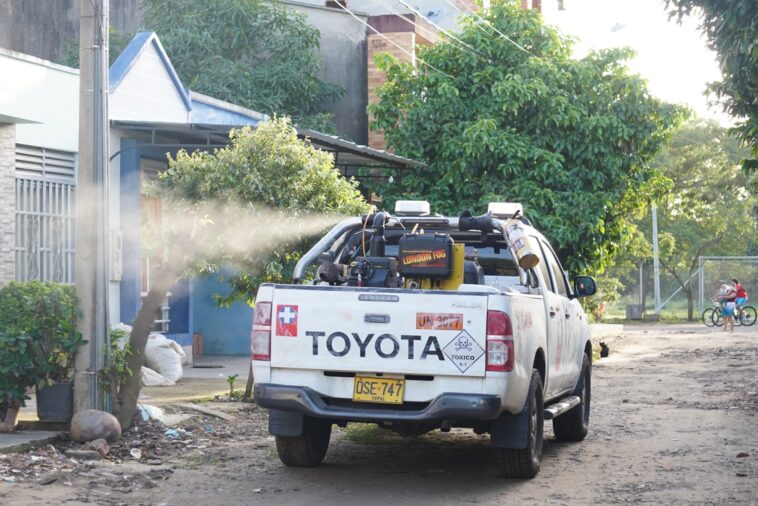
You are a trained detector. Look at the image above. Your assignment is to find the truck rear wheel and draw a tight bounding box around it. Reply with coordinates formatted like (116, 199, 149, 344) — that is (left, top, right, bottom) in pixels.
(553, 353, 590, 441)
(275, 416, 332, 467)
(497, 369, 544, 479)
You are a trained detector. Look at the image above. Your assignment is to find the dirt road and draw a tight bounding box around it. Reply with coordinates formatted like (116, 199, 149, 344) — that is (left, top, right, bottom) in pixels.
(3, 323, 756, 505)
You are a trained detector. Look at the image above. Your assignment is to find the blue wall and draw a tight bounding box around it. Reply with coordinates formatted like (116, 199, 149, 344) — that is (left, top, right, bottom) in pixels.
(118, 138, 193, 346)
(166, 277, 192, 346)
(192, 273, 253, 355)
(119, 138, 142, 327)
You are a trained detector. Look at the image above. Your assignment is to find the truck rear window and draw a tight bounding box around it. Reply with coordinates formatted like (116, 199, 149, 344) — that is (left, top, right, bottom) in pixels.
(468, 246, 519, 276)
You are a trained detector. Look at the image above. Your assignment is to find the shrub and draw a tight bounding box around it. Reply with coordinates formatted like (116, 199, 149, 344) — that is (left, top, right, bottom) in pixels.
(0, 281, 84, 384)
(99, 328, 132, 402)
(0, 332, 36, 409)
(581, 276, 624, 323)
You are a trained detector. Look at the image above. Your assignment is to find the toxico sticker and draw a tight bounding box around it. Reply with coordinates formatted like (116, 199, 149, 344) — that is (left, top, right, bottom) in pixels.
(443, 330, 484, 373)
(416, 313, 463, 331)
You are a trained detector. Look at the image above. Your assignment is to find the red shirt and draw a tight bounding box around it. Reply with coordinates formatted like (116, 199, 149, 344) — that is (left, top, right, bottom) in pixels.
(735, 283, 748, 298)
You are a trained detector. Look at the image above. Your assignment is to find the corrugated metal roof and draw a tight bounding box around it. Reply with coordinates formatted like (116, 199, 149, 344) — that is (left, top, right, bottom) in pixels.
(111, 120, 424, 170)
(296, 128, 424, 169)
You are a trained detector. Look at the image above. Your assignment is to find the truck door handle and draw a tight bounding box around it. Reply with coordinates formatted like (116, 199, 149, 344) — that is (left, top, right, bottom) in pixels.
(564, 313, 570, 319)
(549, 309, 557, 317)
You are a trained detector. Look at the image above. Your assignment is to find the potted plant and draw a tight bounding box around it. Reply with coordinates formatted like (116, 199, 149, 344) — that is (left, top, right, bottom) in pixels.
(0, 332, 35, 432)
(35, 318, 86, 422)
(0, 281, 85, 423)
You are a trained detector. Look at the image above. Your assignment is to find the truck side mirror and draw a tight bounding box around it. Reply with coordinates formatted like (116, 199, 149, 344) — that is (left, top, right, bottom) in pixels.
(573, 275, 596, 298)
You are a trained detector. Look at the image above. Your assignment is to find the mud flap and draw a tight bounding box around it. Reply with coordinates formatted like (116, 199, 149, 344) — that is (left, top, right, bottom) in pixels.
(269, 409, 304, 437)
(490, 407, 529, 449)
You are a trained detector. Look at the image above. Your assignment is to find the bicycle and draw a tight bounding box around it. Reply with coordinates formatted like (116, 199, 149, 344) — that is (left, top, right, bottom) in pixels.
(702, 299, 720, 327)
(706, 300, 757, 327)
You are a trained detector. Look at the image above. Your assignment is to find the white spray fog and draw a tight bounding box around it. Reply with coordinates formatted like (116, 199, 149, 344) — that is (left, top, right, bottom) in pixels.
(99, 197, 349, 427)
(138, 197, 346, 278)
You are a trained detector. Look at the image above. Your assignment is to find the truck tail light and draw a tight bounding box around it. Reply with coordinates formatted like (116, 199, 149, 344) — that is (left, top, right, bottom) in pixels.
(251, 301, 272, 361)
(486, 310, 514, 372)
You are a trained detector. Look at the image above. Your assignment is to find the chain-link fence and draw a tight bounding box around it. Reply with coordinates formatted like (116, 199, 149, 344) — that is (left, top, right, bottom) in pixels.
(698, 257, 758, 313)
(601, 256, 758, 321)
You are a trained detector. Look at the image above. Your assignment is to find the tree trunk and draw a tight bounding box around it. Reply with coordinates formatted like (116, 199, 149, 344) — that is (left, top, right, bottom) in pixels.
(243, 361, 254, 401)
(686, 287, 694, 321)
(112, 263, 181, 429)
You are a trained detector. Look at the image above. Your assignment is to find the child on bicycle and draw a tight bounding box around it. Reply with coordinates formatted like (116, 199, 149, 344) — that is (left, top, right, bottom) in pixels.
(719, 283, 736, 331)
(732, 278, 748, 319)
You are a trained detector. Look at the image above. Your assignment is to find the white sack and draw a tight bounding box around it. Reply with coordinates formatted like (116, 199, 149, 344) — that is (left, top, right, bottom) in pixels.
(144, 333, 185, 382)
(136, 404, 166, 424)
(141, 366, 176, 387)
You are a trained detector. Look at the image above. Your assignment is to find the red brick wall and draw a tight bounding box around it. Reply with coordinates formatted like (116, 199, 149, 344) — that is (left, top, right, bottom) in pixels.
(367, 32, 417, 150)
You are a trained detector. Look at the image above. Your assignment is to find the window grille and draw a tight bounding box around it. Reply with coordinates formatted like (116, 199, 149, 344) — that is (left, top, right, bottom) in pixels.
(14, 145, 76, 283)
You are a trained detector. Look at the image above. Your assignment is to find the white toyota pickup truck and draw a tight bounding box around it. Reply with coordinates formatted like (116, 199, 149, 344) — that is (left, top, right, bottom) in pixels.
(252, 201, 596, 478)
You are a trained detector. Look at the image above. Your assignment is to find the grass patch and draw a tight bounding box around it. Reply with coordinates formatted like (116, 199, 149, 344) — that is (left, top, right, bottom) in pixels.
(184, 453, 224, 468)
(600, 316, 693, 324)
(604, 297, 700, 322)
(343, 423, 404, 445)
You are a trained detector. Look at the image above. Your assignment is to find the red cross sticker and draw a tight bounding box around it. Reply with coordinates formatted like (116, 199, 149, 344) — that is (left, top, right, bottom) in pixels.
(276, 305, 298, 337)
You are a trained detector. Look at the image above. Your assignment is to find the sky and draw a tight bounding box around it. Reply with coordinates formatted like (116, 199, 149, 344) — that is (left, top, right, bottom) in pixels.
(540, 0, 730, 125)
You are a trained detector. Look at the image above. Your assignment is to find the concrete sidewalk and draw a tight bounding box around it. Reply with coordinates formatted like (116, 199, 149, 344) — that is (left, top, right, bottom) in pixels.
(0, 431, 60, 453)
(139, 355, 251, 406)
(17, 355, 251, 418)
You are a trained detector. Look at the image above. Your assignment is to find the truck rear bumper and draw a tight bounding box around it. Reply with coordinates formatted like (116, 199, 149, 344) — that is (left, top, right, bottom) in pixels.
(254, 383, 502, 423)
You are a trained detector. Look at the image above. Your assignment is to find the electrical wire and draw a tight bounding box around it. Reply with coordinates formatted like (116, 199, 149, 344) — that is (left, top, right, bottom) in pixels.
(443, 0, 536, 57)
(371, 0, 484, 62)
(87, 0, 106, 47)
(333, 1, 455, 79)
(390, 0, 492, 62)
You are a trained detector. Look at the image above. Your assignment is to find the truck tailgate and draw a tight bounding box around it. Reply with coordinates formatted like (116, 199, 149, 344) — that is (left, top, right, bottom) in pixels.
(270, 286, 489, 377)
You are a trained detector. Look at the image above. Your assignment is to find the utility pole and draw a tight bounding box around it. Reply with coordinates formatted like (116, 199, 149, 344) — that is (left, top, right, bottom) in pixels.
(74, 0, 110, 412)
(652, 203, 661, 314)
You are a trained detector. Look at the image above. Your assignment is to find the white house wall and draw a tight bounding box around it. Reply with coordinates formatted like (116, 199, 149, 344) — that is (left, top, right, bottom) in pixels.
(0, 48, 79, 152)
(109, 46, 189, 123)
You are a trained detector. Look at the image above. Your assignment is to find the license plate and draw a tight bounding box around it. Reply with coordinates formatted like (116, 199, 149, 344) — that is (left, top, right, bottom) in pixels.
(353, 376, 405, 404)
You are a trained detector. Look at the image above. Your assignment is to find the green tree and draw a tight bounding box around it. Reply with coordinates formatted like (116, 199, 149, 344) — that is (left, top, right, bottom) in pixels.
(160, 115, 369, 303)
(141, 0, 344, 132)
(61, 26, 132, 67)
(369, 0, 685, 275)
(666, 0, 758, 171)
(113, 118, 367, 428)
(639, 119, 755, 320)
